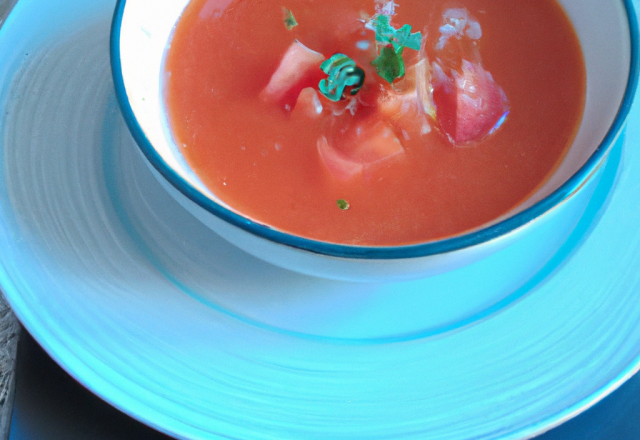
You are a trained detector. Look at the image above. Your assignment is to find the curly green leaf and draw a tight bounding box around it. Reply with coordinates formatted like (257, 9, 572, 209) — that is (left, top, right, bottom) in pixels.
(318, 54, 365, 102)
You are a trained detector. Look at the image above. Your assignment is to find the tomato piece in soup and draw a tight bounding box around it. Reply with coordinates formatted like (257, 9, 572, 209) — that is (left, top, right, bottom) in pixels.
(260, 40, 326, 110)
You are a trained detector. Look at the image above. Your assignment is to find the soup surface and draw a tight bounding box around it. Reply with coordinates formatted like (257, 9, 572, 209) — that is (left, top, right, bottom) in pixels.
(164, 0, 586, 246)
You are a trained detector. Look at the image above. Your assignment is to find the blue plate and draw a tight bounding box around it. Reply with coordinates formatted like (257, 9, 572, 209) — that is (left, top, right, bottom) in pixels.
(1, 0, 640, 439)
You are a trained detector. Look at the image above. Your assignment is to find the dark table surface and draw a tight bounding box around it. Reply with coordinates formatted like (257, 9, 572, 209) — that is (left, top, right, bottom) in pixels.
(7, 328, 640, 440)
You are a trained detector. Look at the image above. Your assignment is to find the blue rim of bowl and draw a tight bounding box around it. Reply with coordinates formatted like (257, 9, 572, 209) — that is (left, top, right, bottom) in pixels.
(110, 0, 639, 260)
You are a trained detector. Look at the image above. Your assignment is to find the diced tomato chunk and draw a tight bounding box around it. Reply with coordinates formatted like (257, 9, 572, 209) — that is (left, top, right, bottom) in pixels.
(291, 87, 324, 120)
(378, 61, 433, 139)
(432, 59, 509, 145)
(260, 41, 325, 110)
(317, 136, 364, 181)
(317, 120, 405, 181)
(378, 89, 417, 123)
(378, 88, 432, 139)
(351, 121, 404, 164)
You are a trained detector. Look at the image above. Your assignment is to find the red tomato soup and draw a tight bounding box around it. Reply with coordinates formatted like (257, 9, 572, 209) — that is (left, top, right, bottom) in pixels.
(164, 0, 586, 246)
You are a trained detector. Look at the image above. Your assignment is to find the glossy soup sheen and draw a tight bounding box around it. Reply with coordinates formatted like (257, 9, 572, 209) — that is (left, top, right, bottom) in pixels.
(164, 0, 586, 246)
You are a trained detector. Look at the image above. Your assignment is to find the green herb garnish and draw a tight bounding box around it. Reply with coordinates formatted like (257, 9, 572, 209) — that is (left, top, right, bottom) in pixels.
(372, 46, 404, 84)
(372, 15, 422, 83)
(374, 15, 421, 52)
(392, 24, 422, 51)
(282, 7, 298, 30)
(337, 199, 350, 210)
(319, 54, 365, 102)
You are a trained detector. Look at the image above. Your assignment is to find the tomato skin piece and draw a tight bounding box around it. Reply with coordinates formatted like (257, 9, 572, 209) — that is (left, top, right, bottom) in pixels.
(432, 59, 509, 145)
(260, 41, 326, 110)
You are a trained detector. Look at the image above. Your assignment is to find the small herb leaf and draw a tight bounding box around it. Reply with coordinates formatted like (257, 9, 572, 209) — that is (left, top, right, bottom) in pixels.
(374, 15, 395, 46)
(372, 46, 405, 84)
(337, 199, 350, 210)
(393, 24, 422, 51)
(282, 7, 298, 30)
(374, 15, 422, 53)
(372, 15, 422, 82)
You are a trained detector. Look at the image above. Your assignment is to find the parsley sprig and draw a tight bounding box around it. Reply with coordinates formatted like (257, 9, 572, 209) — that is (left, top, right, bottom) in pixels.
(372, 15, 422, 83)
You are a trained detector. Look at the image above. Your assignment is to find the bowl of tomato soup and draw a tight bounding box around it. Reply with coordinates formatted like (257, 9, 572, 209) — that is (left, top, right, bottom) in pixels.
(111, 0, 638, 281)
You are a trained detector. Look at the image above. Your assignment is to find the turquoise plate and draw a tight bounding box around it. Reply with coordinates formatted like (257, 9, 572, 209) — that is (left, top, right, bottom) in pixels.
(1, 0, 640, 439)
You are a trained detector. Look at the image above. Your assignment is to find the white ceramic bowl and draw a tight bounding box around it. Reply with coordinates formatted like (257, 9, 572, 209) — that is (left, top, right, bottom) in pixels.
(111, 0, 638, 282)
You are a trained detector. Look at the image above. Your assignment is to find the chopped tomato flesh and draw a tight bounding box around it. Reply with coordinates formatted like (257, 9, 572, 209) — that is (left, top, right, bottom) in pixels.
(317, 120, 405, 180)
(378, 63, 432, 139)
(432, 60, 509, 145)
(260, 41, 326, 110)
(291, 87, 324, 120)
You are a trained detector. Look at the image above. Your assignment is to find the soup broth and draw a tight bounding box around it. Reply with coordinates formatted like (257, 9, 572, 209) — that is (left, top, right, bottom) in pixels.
(164, 0, 586, 246)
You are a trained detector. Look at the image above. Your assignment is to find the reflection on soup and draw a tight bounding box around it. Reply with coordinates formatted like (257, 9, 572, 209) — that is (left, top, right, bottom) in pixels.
(164, 0, 585, 246)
